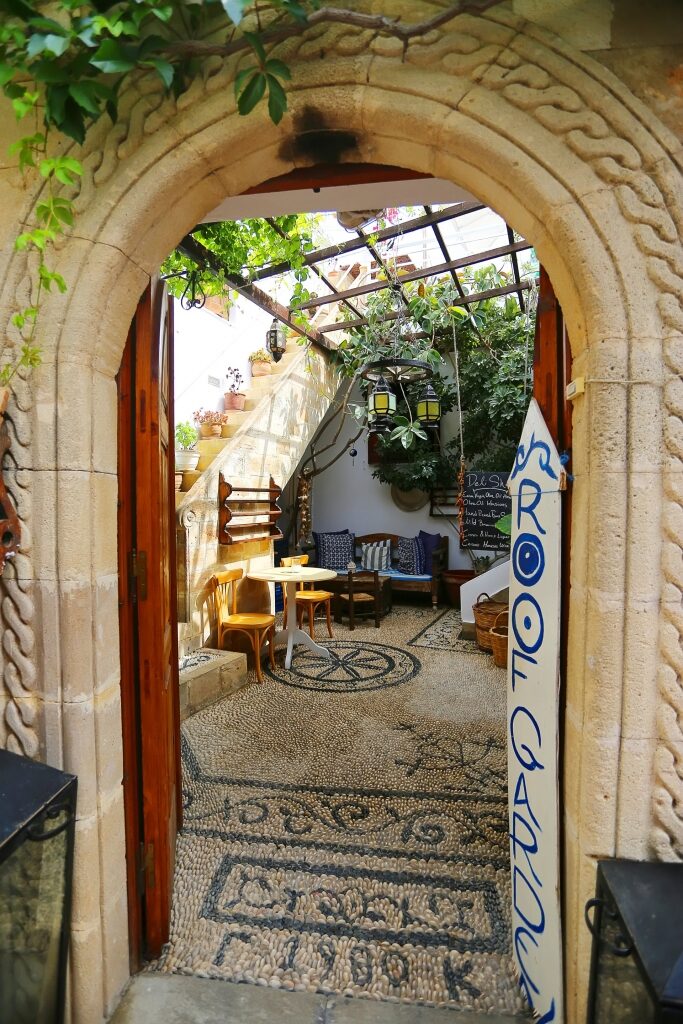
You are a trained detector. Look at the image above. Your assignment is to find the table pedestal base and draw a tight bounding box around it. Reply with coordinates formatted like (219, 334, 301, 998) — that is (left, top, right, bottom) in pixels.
(272, 627, 332, 670)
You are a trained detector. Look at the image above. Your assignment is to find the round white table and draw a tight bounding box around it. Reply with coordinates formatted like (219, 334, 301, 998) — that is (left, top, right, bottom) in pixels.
(247, 566, 337, 669)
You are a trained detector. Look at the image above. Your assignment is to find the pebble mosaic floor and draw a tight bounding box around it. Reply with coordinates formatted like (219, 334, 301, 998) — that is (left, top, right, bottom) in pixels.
(152, 605, 527, 1016)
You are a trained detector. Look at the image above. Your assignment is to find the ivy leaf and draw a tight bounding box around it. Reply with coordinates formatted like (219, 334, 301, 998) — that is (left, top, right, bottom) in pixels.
(266, 73, 287, 124)
(0, 64, 15, 87)
(91, 38, 137, 73)
(220, 0, 246, 26)
(69, 82, 101, 115)
(143, 57, 174, 89)
(265, 58, 291, 81)
(243, 31, 266, 64)
(236, 70, 266, 116)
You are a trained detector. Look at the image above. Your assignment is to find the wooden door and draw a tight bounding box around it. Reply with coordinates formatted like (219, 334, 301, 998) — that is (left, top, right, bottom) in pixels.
(118, 279, 180, 964)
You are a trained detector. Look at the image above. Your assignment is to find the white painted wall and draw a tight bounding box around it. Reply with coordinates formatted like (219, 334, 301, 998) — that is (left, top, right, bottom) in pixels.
(310, 382, 474, 569)
(173, 297, 273, 426)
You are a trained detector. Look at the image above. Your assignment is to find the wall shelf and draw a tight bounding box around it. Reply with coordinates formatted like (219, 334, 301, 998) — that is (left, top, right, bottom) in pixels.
(218, 474, 283, 545)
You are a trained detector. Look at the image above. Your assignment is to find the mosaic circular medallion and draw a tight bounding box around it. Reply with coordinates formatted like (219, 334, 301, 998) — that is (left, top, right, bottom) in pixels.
(268, 640, 421, 692)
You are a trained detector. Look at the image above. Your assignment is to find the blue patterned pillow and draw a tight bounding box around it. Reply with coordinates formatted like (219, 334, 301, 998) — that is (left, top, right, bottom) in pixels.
(397, 535, 426, 575)
(318, 531, 355, 570)
(313, 529, 348, 565)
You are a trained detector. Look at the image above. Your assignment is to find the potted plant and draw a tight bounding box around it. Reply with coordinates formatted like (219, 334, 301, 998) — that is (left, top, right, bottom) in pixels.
(224, 368, 246, 410)
(175, 421, 200, 471)
(248, 348, 273, 376)
(194, 407, 227, 438)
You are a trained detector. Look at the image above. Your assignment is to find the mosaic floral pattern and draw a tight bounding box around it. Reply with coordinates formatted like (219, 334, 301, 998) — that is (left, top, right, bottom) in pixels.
(153, 608, 523, 1015)
(267, 640, 421, 693)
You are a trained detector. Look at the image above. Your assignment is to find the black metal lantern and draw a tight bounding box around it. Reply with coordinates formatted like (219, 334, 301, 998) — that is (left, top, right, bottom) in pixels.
(0, 749, 77, 1024)
(416, 382, 441, 427)
(585, 859, 683, 1023)
(266, 318, 287, 362)
(367, 376, 396, 434)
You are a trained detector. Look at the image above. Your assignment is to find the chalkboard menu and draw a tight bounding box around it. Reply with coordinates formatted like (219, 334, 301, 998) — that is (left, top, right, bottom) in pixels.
(459, 470, 511, 551)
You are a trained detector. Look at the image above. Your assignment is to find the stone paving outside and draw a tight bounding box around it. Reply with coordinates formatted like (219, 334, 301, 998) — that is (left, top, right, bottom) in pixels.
(149, 605, 528, 1017)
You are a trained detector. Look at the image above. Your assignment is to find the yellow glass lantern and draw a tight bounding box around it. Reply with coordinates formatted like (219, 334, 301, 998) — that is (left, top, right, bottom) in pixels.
(416, 383, 441, 426)
(367, 377, 396, 432)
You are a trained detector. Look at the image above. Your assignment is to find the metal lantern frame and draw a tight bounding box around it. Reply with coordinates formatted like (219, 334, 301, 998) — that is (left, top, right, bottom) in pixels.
(266, 317, 287, 362)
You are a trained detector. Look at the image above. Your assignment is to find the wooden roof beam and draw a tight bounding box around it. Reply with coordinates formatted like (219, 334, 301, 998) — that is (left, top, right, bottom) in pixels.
(249, 201, 485, 283)
(178, 234, 334, 351)
(294, 239, 533, 311)
(319, 280, 532, 332)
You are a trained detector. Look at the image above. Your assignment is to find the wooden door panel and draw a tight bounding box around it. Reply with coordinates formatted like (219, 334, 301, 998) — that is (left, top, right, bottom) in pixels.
(119, 280, 180, 964)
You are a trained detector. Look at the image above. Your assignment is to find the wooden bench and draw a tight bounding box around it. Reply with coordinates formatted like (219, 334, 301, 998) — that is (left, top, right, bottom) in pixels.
(354, 533, 449, 609)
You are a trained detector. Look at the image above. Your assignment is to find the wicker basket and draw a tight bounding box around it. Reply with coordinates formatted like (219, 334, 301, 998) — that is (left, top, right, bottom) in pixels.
(489, 610, 509, 668)
(473, 592, 508, 651)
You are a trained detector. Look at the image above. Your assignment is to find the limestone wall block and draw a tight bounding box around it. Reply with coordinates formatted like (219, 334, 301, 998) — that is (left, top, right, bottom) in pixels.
(543, 202, 631, 341)
(563, 712, 585, 835)
(32, 470, 58, 580)
(628, 385, 665, 471)
(98, 787, 128, 911)
(586, 383, 628, 472)
(626, 473, 663, 601)
(56, 471, 93, 582)
(92, 473, 118, 577)
(39, 697, 63, 767)
(357, 132, 436, 182)
(567, 476, 589, 591)
(366, 59, 472, 110)
(34, 581, 60, 703)
(578, 726, 620, 853)
(94, 682, 124, 797)
(70, 814, 102, 931)
(616, 735, 660, 856)
(361, 87, 452, 151)
(125, 169, 230, 277)
(584, 471, 627, 595)
(94, 575, 121, 696)
(69, 918, 105, 1024)
(565, 582, 588, 720)
(63, 696, 98, 819)
(55, 361, 95, 472)
(101, 883, 130, 1016)
(620, 603, 663, 740)
(92, 371, 118, 475)
(582, 594, 626, 735)
(59, 581, 95, 703)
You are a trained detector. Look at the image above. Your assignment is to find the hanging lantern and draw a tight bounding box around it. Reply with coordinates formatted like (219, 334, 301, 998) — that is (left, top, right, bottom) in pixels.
(266, 318, 287, 362)
(367, 377, 396, 433)
(416, 382, 441, 427)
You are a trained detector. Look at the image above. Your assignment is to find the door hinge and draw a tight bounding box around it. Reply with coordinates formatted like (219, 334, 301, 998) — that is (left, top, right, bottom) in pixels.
(138, 841, 155, 892)
(128, 548, 148, 602)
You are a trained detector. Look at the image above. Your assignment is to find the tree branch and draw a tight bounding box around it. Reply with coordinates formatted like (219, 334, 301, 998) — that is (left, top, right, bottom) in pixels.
(163, 1, 502, 60)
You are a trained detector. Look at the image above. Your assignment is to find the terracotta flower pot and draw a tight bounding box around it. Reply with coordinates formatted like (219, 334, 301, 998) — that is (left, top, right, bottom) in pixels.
(174, 472, 183, 490)
(220, 423, 232, 438)
(224, 391, 246, 410)
(199, 422, 221, 438)
(250, 361, 271, 377)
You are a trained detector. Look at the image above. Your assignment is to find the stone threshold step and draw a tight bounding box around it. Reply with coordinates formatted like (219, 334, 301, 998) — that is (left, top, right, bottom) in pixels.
(111, 976, 530, 1024)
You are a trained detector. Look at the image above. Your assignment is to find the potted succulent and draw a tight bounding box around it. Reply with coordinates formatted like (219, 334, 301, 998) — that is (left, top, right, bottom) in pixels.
(224, 368, 246, 410)
(248, 348, 273, 377)
(193, 407, 227, 438)
(174, 421, 200, 471)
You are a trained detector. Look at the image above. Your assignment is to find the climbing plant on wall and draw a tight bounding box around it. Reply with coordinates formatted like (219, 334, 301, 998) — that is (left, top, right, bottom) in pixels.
(0, 0, 501, 387)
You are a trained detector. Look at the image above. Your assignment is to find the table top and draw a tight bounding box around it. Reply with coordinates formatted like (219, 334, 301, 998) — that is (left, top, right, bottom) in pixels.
(247, 566, 337, 584)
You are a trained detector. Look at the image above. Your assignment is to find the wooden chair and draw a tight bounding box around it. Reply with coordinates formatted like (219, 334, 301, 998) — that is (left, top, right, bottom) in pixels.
(334, 570, 382, 631)
(281, 554, 334, 641)
(209, 569, 275, 684)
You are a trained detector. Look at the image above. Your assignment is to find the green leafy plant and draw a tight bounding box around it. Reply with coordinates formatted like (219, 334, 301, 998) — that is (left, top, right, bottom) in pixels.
(174, 421, 198, 450)
(225, 368, 244, 393)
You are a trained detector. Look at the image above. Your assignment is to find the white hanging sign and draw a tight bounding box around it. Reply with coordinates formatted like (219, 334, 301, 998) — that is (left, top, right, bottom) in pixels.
(507, 398, 564, 1023)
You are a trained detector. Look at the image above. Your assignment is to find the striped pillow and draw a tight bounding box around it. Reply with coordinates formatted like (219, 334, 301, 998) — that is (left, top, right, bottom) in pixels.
(360, 539, 391, 571)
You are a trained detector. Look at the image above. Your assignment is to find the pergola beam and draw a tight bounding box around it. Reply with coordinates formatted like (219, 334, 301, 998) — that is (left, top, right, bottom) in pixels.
(294, 240, 532, 311)
(507, 225, 526, 312)
(178, 234, 334, 351)
(249, 201, 485, 283)
(319, 281, 532, 332)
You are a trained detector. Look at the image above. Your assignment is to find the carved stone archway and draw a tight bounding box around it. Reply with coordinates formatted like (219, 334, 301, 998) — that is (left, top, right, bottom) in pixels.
(0, 7, 681, 1023)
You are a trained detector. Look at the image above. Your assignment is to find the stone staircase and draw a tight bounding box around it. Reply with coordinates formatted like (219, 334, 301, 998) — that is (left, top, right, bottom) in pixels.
(175, 342, 340, 657)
